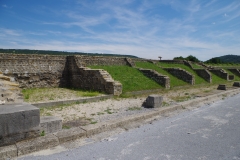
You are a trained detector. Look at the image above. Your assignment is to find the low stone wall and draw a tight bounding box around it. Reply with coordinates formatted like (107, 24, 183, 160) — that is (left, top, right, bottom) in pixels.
(194, 69, 212, 83)
(164, 68, 195, 85)
(183, 61, 193, 69)
(209, 69, 229, 80)
(125, 58, 135, 67)
(228, 69, 240, 77)
(138, 69, 170, 89)
(75, 55, 128, 66)
(66, 56, 122, 95)
(160, 60, 184, 64)
(229, 75, 235, 80)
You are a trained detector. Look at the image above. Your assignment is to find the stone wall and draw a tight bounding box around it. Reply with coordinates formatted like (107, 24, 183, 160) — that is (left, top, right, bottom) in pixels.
(228, 69, 240, 77)
(160, 60, 184, 64)
(66, 56, 122, 95)
(0, 54, 67, 88)
(164, 68, 195, 85)
(194, 69, 212, 83)
(75, 55, 129, 66)
(125, 58, 136, 67)
(138, 69, 170, 89)
(209, 69, 229, 80)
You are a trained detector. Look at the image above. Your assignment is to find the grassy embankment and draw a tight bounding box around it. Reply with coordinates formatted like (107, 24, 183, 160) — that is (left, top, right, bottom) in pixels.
(89, 65, 163, 93)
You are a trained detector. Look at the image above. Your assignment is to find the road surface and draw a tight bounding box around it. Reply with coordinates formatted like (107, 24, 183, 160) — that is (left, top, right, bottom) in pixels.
(20, 93, 240, 160)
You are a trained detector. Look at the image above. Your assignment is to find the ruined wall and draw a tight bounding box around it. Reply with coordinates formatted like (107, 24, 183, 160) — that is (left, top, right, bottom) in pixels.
(209, 69, 229, 80)
(75, 55, 129, 66)
(138, 69, 170, 89)
(194, 69, 212, 83)
(164, 68, 195, 85)
(160, 60, 184, 64)
(66, 56, 122, 95)
(228, 69, 240, 77)
(0, 54, 67, 88)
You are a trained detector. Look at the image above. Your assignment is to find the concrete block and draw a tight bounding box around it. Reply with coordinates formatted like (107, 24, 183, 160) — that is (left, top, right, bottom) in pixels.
(217, 84, 226, 90)
(53, 127, 86, 144)
(40, 116, 62, 134)
(16, 134, 59, 156)
(144, 95, 163, 108)
(0, 103, 40, 147)
(233, 82, 240, 87)
(0, 145, 18, 160)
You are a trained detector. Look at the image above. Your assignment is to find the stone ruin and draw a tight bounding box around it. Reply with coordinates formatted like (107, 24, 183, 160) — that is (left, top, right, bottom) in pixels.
(0, 70, 23, 105)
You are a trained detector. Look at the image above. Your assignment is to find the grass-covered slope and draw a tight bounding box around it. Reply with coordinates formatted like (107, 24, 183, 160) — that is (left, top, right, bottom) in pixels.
(135, 62, 188, 87)
(157, 62, 208, 84)
(88, 65, 162, 93)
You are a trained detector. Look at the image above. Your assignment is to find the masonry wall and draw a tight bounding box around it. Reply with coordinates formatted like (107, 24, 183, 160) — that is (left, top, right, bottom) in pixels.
(209, 69, 229, 80)
(75, 55, 129, 66)
(0, 53, 67, 88)
(164, 68, 195, 85)
(138, 69, 170, 89)
(66, 56, 122, 95)
(194, 69, 212, 83)
(228, 69, 240, 77)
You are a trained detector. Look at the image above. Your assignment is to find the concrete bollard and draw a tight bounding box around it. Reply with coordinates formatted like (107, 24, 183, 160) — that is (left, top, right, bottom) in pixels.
(144, 95, 163, 108)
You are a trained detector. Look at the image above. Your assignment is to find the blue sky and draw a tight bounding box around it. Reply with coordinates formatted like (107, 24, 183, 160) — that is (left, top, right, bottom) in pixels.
(0, 0, 240, 61)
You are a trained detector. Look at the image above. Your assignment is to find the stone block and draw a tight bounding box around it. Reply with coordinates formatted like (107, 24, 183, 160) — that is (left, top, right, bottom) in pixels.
(0, 145, 18, 160)
(53, 127, 86, 144)
(0, 103, 40, 147)
(16, 134, 59, 156)
(40, 116, 62, 134)
(233, 82, 240, 87)
(144, 95, 163, 108)
(217, 84, 226, 90)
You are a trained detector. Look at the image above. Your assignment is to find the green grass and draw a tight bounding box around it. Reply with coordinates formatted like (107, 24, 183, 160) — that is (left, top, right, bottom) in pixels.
(88, 65, 162, 93)
(22, 88, 100, 102)
(191, 63, 204, 69)
(226, 69, 240, 81)
(157, 62, 208, 84)
(135, 62, 188, 88)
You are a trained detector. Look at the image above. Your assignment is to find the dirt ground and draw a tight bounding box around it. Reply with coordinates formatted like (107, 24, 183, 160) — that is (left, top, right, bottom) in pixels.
(32, 84, 228, 128)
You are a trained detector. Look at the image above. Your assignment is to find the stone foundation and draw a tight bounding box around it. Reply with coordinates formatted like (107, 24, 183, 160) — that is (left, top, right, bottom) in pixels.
(194, 69, 212, 83)
(65, 56, 122, 95)
(209, 69, 229, 80)
(228, 69, 240, 77)
(164, 68, 195, 85)
(139, 69, 170, 89)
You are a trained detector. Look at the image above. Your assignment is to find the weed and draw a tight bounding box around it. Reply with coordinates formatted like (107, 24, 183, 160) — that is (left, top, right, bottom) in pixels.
(90, 121, 98, 124)
(104, 108, 113, 114)
(127, 106, 142, 111)
(62, 125, 71, 129)
(97, 112, 105, 115)
(162, 101, 170, 107)
(40, 130, 45, 136)
(45, 112, 52, 116)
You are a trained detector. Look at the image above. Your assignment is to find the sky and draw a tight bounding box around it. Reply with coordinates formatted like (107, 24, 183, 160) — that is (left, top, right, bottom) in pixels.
(0, 0, 240, 61)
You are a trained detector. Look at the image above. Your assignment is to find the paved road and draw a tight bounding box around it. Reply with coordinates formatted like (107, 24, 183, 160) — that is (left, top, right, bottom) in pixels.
(20, 94, 240, 160)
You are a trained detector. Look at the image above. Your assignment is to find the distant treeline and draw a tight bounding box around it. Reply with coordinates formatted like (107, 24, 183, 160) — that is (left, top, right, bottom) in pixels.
(0, 49, 138, 58)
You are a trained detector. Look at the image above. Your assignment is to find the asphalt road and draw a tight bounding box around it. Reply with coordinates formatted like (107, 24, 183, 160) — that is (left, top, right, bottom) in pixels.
(20, 93, 240, 160)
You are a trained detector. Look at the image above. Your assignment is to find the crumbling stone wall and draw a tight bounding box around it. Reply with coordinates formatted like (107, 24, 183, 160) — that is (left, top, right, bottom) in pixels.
(0, 54, 67, 88)
(228, 69, 240, 77)
(209, 69, 229, 80)
(194, 69, 212, 83)
(75, 55, 129, 66)
(138, 69, 170, 89)
(66, 56, 122, 95)
(125, 58, 135, 67)
(164, 68, 195, 85)
(0, 71, 23, 104)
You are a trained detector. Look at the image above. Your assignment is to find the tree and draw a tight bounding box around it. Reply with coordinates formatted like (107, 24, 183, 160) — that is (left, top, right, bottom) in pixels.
(185, 55, 200, 62)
